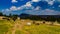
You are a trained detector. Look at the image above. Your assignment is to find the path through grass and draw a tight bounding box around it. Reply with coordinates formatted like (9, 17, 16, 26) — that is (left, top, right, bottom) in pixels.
(0, 19, 60, 34)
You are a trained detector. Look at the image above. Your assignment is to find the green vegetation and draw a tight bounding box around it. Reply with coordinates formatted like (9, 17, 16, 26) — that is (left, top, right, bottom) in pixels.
(15, 30, 26, 34)
(0, 20, 14, 34)
(0, 12, 3, 16)
(0, 19, 60, 34)
(0, 12, 60, 34)
(23, 24, 60, 34)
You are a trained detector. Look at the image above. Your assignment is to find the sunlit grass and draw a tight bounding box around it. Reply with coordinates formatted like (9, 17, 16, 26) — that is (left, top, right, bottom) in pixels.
(23, 24, 60, 34)
(0, 19, 60, 34)
(0, 20, 14, 34)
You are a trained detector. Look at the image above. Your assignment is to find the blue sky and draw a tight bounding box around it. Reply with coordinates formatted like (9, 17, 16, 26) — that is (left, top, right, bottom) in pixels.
(0, 0, 60, 15)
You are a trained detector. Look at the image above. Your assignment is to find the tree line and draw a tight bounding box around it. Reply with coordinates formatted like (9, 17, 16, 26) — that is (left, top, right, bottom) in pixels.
(0, 12, 60, 24)
(0, 12, 18, 21)
(20, 13, 60, 24)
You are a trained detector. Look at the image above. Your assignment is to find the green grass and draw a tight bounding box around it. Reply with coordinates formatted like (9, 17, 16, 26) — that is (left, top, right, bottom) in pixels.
(23, 24, 60, 34)
(15, 30, 26, 34)
(0, 20, 14, 34)
(0, 19, 60, 34)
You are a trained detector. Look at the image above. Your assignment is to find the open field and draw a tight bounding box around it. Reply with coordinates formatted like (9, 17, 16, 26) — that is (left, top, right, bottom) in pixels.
(0, 18, 60, 34)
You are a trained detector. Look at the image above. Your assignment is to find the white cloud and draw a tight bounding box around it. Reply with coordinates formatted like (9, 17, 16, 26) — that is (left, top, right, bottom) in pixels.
(45, 0, 55, 2)
(2, 6, 18, 12)
(45, 0, 55, 5)
(35, 6, 40, 10)
(17, 7, 22, 10)
(48, 1, 54, 5)
(44, 9, 60, 15)
(17, 1, 33, 10)
(24, 8, 60, 15)
(32, 0, 41, 2)
(45, 9, 54, 12)
(5, 9, 10, 11)
(10, 6, 17, 11)
(23, 1, 34, 9)
(2, 1, 34, 11)
(2, 9, 10, 12)
(11, 0, 18, 3)
(2, 6, 60, 15)
(25, 1, 32, 7)
(58, 5, 60, 7)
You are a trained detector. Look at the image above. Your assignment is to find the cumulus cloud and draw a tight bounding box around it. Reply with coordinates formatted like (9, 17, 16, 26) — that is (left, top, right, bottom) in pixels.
(25, 1, 32, 7)
(44, 0, 55, 5)
(10, 6, 17, 11)
(2, 1, 34, 11)
(2, 6, 18, 12)
(2, 0, 60, 15)
(2, 6, 60, 15)
(11, 0, 18, 3)
(32, 0, 41, 2)
(48, 1, 54, 5)
(17, 1, 33, 10)
(34, 6, 40, 10)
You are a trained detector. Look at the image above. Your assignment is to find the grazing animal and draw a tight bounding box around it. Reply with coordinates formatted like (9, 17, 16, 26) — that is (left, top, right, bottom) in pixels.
(43, 21, 45, 24)
(35, 23, 40, 25)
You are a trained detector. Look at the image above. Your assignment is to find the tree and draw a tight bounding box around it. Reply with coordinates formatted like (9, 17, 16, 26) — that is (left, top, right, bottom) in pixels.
(12, 15, 18, 21)
(9, 13, 12, 18)
(47, 16, 56, 25)
(0, 12, 3, 16)
(57, 18, 60, 23)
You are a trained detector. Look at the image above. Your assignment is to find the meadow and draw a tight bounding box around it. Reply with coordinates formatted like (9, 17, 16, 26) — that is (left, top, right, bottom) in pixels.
(0, 19, 60, 34)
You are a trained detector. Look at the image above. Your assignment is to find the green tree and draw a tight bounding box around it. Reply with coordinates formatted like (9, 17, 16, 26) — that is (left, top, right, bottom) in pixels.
(47, 16, 56, 25)
(0, 12, 3, 16)
(12, 15, 18, 21)
(57, 18, 60, 24)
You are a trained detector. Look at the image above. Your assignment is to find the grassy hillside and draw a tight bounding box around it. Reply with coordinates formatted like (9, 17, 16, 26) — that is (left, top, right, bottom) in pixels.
(0, 19, 60, 34)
